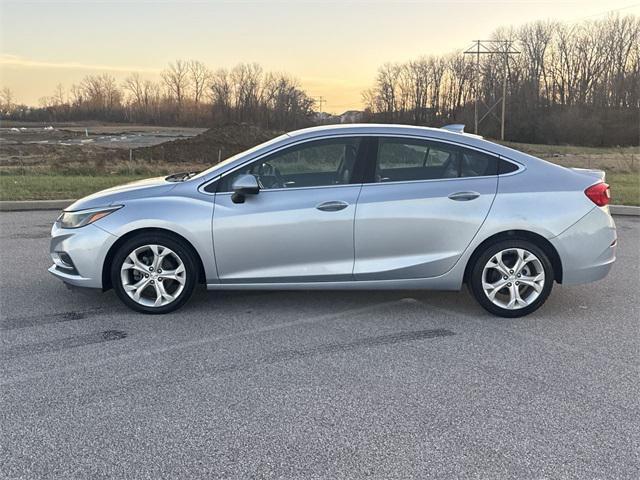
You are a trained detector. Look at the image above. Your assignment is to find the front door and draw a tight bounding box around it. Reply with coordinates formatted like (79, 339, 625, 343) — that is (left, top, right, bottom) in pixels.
(213, 136, 365, 283)
(354, 136, 498, 280)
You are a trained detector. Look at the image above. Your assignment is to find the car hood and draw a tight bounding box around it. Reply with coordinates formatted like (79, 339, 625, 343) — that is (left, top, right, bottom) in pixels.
(65, 176, 177, 211)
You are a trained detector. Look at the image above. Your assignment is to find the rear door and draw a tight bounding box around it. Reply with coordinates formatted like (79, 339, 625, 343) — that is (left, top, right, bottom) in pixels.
(213, 136, 367, 283)
(354, 136, 498, 280)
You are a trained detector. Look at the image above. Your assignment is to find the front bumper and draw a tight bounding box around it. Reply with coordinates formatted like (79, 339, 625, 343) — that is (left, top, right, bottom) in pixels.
(550, 207, 617, 285)
(48, 222, 118, 289)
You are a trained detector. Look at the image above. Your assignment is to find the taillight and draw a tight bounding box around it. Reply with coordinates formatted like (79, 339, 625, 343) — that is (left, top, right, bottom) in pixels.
(585, 182, 610, 207)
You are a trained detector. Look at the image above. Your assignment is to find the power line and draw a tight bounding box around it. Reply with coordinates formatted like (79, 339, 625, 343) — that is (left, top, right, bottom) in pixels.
(574, 2, 640, 20)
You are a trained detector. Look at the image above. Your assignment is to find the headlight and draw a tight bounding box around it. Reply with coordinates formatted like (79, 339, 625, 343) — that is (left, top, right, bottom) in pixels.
(56, 205, 122, 229)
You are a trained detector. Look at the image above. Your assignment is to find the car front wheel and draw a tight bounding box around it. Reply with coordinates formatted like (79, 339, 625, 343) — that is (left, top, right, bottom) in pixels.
(111, 233, 197, 314)
(469, 239, 554, 318)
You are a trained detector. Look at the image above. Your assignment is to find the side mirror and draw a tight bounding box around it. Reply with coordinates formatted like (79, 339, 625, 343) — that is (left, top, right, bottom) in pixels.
(231, 174, 260, 204)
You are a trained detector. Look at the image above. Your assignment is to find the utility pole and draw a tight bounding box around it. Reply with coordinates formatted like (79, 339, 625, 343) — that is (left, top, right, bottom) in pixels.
(501, 43, 508, 141)
(313, 96, 326, 124)
(474, 40, 480, 135)
(464, 40, 519, 140)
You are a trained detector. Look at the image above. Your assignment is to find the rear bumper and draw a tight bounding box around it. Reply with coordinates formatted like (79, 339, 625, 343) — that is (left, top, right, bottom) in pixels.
(550, 207, 616, 285)
(48, 223, 118, 289)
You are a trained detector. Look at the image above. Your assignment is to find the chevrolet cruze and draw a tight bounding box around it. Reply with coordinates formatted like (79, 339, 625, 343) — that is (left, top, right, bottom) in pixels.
(49, 124, 617, 317)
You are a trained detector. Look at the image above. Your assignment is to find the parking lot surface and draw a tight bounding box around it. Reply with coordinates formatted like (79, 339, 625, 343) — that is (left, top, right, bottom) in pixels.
(1, 211, 638, 479)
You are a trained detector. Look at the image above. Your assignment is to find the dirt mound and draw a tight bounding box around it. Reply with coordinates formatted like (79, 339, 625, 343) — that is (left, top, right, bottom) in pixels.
(137, 124, 283, 164)
(0, 123, 284, 175)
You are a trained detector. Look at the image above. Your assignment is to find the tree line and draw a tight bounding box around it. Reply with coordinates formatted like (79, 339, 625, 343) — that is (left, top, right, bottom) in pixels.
(1, 61, 316, 130)
(1, 14, 638, 145)
(362, 14, 639, 145)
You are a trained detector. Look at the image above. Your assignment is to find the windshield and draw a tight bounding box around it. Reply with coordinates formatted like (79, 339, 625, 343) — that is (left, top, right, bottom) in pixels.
(190, 133, 290, 180)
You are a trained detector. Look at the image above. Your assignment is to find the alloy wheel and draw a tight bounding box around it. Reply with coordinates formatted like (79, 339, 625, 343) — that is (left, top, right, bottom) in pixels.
(481, 248, 545, 310)
(120, 244, 186, 307)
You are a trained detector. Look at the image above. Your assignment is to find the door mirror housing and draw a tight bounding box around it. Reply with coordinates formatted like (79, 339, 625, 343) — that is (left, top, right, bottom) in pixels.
(231, 174, 260, 203)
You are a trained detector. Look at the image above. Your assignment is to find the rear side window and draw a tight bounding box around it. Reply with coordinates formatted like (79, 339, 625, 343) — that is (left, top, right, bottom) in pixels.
(498, 160, 519, 174)
(460, 149, 498, 177)
(376, 138, 459, 181)
(374, 137, 499, 182)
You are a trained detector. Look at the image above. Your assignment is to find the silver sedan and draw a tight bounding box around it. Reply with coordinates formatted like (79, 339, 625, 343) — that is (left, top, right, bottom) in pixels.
(49, 124, 617, 317)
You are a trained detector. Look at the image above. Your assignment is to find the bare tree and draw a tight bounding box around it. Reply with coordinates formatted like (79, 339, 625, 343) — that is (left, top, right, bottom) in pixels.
(518, 21, 554, 104)
(1, 87, 14, 113)
(123, 73, 145, 106)
(161, 60, 192, 111)
(101, 74, 121, 110)
(210, 68, 232, 120)
(375, 63, 402, 120)
(231, 63, 263, 121)
(53, 84, 66, 105)
(69, 84, 83, 107)
(188, 60, 211, 105)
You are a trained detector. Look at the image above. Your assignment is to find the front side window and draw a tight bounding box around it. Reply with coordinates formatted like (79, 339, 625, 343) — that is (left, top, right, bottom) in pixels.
(219, 137, 362, 192)
(374, 137, 499, 182)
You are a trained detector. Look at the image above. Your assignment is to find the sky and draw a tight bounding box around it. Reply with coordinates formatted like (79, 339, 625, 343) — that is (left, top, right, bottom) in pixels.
(1, 0, 639, 113)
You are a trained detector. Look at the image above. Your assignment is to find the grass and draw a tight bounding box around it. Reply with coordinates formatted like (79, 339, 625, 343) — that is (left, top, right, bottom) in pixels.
(607, 172, 640, 206)
(500, 141, 638, 157)
(0, 174, 150, 201)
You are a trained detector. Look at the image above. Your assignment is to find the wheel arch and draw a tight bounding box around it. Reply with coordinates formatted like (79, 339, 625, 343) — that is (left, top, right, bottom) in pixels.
(101, 227, 207, 291)
(463, 230, 563, 284)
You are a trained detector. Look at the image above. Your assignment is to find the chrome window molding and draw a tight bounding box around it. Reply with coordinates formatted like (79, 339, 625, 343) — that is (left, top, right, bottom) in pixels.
(214, 182, 364, 195)
(361, 175, 495, 188)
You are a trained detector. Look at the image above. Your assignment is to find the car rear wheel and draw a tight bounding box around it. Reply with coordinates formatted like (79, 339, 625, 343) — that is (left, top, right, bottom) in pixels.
(469, 240, 554, 318)
(111, 233, 197, 314)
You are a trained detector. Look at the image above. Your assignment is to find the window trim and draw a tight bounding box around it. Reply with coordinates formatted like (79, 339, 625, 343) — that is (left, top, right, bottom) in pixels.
(214, 181, 364, 196)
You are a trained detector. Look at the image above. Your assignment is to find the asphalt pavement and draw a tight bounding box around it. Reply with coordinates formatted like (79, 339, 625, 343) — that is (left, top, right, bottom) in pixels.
(1, 210, 638, 479)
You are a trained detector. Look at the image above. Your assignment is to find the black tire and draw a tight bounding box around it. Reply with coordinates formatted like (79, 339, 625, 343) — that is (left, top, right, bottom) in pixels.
(469, 239, 554, 318)
(111, 232, 198, 314)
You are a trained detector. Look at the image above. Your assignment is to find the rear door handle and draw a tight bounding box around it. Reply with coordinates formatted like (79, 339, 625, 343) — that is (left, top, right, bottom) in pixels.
(448, 191, 480, 201)
(316, 200, 349, 212)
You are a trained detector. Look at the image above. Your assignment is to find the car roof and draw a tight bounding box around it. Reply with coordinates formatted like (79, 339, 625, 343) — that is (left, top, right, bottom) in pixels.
(285, 123, 528, 161)
(287, 123, 462, 140)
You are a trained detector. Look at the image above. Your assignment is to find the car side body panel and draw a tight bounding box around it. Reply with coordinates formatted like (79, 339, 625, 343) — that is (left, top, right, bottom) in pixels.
(549, 206, 616, 285)
(353, 175, 497, 279)
(87, 188, 218, 283)
(49, 222, 118, 288)
(488, 158, 601, 238)
(213, 185, 362, 282)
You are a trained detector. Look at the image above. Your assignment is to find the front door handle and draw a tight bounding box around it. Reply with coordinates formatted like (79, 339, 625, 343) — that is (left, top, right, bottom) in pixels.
(448, 191, 480, 201)
(316, 200, 349, 212)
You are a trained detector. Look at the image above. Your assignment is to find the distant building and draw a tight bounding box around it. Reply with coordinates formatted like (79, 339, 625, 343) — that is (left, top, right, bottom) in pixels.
(339, 110, 364, 124)
(312, 112, 333, 123)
